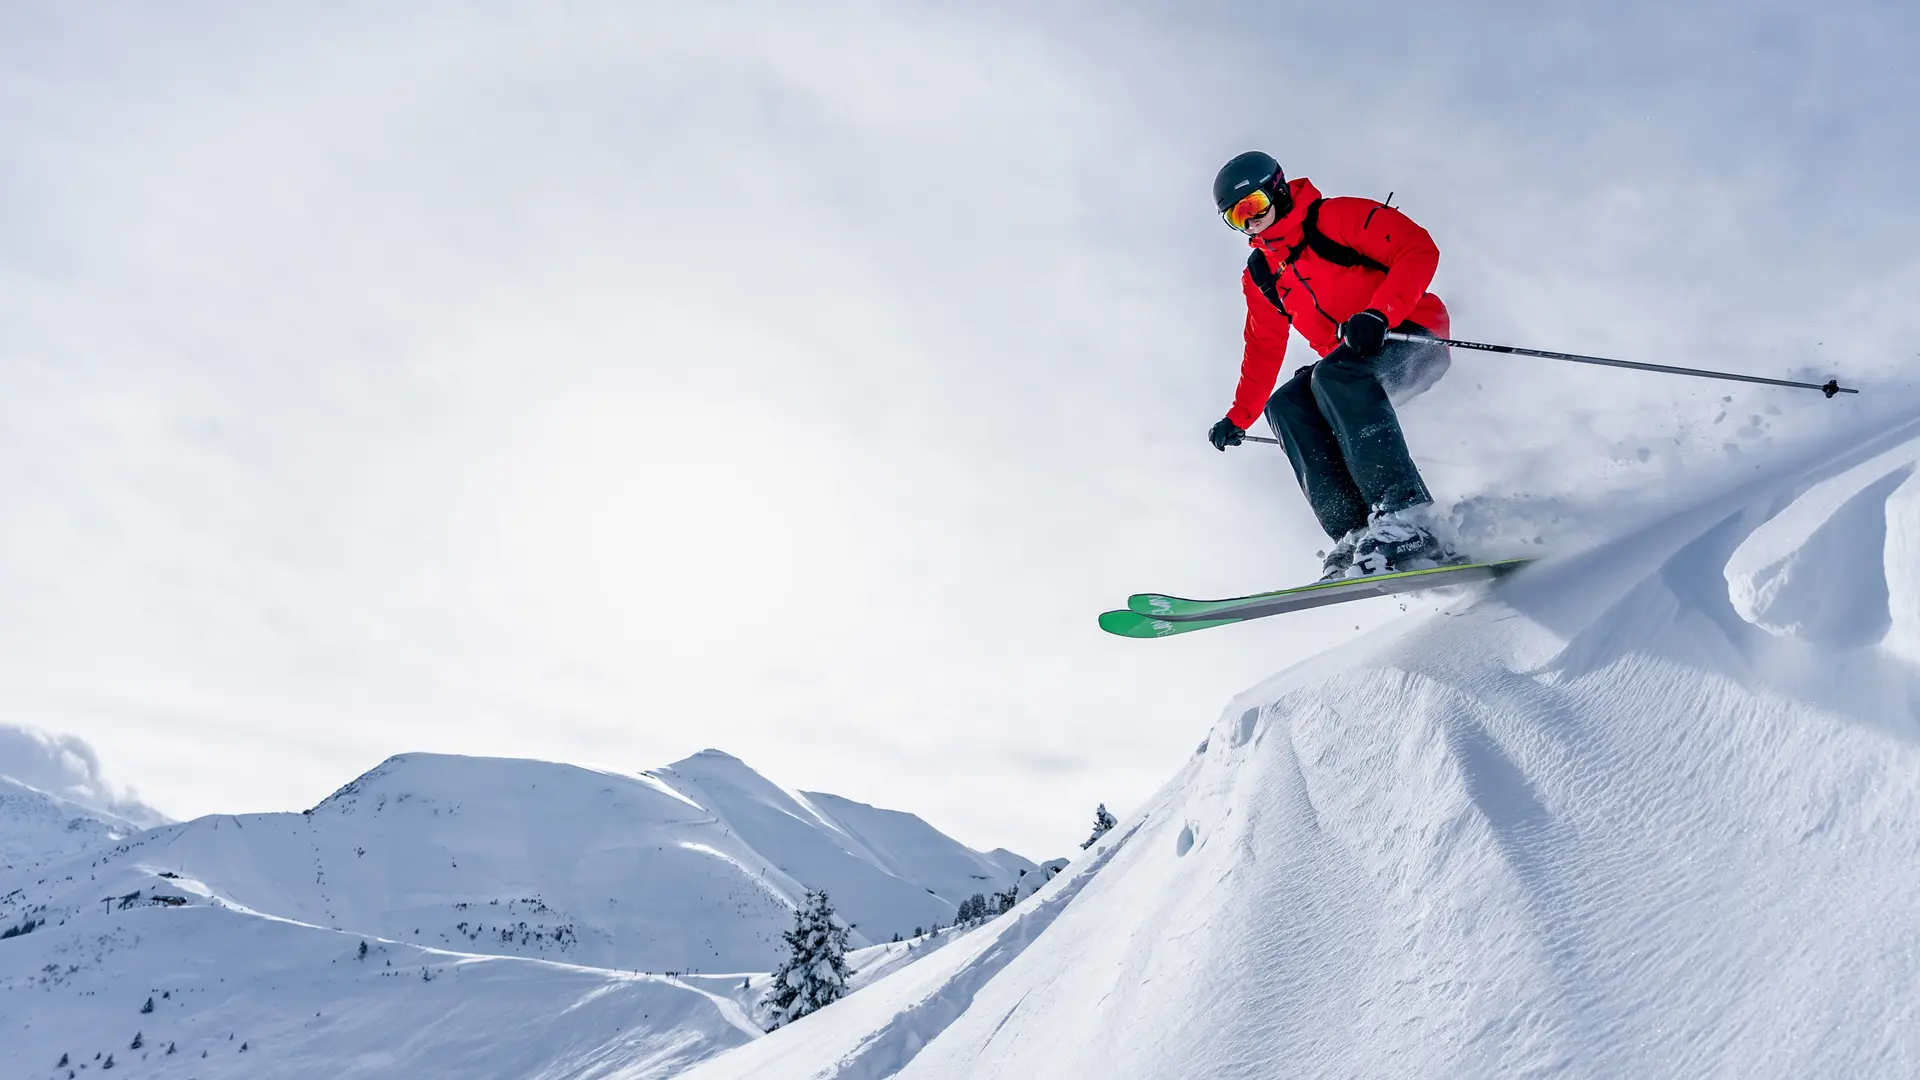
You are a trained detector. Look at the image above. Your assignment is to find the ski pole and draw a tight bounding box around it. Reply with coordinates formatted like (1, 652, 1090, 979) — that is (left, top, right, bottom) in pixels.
(1387, 332, 1857, 398)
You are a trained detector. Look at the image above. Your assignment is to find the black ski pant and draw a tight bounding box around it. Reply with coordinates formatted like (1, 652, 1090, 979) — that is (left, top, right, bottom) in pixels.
(1263, 329, 1450, 541)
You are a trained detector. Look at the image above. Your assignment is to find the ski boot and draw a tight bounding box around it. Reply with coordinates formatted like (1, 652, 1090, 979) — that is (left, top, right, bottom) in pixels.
(1316, 526, 1368, 581)
(1350, 505, 1460, 576)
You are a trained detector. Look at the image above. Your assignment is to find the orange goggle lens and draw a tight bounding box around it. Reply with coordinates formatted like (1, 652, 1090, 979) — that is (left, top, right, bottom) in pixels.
(1223, 188, 1274, 232)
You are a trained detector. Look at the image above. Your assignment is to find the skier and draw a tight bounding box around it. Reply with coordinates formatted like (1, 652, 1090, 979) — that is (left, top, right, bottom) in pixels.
(1206, 151, 1457, 579)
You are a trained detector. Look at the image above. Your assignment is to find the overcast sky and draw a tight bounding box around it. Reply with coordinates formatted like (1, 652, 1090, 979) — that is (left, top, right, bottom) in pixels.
(4, 1, 1918, 857)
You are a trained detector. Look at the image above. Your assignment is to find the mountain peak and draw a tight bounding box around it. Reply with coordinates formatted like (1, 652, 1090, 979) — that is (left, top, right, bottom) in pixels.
(664, 747, 749, 771)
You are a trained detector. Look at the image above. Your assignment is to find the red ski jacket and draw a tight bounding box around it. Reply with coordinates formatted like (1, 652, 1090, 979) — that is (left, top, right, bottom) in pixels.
(1227, 177, 1450, 430)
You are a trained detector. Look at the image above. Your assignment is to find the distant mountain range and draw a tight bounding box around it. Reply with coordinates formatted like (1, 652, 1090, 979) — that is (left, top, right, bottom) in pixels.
(0, 746, 1040, 1078)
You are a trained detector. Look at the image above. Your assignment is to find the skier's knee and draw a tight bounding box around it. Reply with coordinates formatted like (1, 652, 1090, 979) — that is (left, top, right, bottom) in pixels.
(1309, 355, 1371, 390)
(1265, 371, 1317, 425)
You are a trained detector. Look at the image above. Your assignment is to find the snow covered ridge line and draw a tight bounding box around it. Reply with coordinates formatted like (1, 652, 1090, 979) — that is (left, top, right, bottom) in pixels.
(0, 748, 1038, 975)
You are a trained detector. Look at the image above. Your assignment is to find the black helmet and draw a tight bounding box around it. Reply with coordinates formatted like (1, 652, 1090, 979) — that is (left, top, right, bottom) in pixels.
(1213, 150, 1289, 215)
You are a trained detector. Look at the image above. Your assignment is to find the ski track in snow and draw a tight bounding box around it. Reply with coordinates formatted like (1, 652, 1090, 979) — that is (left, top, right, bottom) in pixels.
(682, 410, 1920, 1079)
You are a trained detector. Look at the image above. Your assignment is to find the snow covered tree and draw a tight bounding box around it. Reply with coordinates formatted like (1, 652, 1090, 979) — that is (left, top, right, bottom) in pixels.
(993, 885, 1019, 914)
(761, 889, 852, 1030)
(955, 893, 990, 925)
(1080, 803, 1118, 849)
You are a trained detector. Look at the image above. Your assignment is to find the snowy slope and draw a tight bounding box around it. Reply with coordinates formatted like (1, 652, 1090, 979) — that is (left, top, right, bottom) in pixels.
(1, 746, 1035, 1078)
(0, 858, 988, 1080)
(798, 791, 1036, 908)
(0, 777, 152, 875)
(681, 414, 1920, 1078)
(1, 881, 759, 1080)
(650, 750, 1028, 947)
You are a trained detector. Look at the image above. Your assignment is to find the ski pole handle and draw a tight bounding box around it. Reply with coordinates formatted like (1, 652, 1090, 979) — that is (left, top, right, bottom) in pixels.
(1391, 332, 1857, 397)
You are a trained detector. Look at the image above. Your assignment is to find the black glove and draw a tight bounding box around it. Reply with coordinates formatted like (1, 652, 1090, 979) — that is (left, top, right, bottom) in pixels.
(1208, 417, 1245, 451)
(1338, 309, 1390, 358)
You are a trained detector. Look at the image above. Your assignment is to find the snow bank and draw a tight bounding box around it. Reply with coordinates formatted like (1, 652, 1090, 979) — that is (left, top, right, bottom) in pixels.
(681, 413, 1920, 1078)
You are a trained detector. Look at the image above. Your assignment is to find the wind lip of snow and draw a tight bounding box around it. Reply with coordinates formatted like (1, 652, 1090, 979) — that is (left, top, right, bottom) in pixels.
(1242, 406, 1920, 710)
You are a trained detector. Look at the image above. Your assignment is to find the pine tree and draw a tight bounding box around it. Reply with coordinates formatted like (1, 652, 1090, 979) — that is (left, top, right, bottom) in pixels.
(955, 893, 990, 924)
(131, 1033, 143, 1050)
(761, 889, 852, 1030)
(1081, 803, 1118, 849)
(140, 995, 155, 1014)
(993, 885, 1019, 914)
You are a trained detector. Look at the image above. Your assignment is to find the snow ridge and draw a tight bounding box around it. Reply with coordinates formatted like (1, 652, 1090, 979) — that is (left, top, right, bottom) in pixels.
(0, 777, 148, 874)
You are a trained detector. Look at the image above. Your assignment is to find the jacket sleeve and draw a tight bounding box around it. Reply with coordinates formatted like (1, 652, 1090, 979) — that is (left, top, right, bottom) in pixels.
(1318, 198, 1440, 329)
(1229, 268, 1292, 431)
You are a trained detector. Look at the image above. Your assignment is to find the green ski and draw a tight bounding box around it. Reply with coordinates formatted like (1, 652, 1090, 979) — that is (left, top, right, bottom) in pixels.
(1102, 557, 1535, 638)
(1099, 611, 1244, 639)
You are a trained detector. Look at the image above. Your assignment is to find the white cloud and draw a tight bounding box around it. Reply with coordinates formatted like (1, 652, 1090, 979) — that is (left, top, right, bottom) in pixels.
(0, 723, 166, 827)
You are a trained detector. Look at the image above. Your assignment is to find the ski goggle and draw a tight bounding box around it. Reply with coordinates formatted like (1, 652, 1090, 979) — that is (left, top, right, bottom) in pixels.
(1222, 187, 1276, 233)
